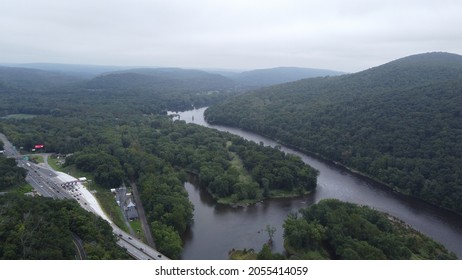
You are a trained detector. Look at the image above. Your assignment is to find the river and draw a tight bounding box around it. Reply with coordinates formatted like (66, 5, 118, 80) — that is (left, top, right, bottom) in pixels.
(169, 107, 462, 259)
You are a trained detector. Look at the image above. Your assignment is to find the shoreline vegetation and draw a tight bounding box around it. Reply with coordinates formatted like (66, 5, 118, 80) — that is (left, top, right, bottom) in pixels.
(228, 199, 457, 260)
(204, 120, 433, 207)
(194, 132, 319, 207)
(205, 115, 462, 216)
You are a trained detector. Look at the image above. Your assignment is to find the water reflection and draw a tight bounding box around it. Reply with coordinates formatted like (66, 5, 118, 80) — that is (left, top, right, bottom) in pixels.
(171, 108, 462, 259)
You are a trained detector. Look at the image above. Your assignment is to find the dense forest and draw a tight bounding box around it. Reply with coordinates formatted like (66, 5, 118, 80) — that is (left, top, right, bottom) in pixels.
(0, 152, 27, 191)
(205, 52, 462, 214)
(283, 199, 456, 260)
(1, 54, 459, 259)
(1, 112, 317, 259)
(0, 194, 129, 259)
(0, 65, 318, 258)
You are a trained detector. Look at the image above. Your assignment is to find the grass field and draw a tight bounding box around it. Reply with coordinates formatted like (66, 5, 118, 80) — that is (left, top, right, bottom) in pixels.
(226, 141, 253, 184)
(228, 248, 257, 260)
(129, 219, 145, 241)
(3, 183, 34, 195)
(2, 114, 36, 120)
(30, 155, 44, 163)
(47, 156, 62, 171)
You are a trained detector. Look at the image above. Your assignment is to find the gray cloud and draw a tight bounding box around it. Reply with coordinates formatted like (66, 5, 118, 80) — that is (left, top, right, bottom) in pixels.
(1, 0, 461, 72)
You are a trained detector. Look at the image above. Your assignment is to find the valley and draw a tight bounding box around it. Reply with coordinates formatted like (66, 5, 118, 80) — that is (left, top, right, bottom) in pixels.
(1, 52, 461, 260)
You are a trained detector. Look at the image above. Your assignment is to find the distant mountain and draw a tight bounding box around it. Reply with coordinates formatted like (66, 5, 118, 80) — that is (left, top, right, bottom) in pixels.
(0, 63, 344, 90)
(230, 67, 344, 87)
(0, 66, 84, 90)
(86, 67, 236, 92)
(205, 52, 462, 214)
(1, 63, 131, 78)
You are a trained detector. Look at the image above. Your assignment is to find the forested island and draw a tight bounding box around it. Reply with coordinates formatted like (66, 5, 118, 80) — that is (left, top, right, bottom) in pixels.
(231, 199, 456, 260)
(205, 52, 462, 215)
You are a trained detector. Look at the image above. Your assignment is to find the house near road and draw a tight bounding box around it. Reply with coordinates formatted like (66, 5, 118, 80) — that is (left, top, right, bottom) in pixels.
(113, 186, 140, 220)
(125, 199, 139, 220)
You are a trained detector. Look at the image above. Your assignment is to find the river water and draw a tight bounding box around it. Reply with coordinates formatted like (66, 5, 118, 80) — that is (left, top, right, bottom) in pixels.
(170, 107, 462, 259)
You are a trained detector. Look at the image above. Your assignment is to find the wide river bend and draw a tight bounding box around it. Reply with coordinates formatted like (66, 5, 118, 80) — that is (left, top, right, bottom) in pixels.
(170, 107, 462, 260)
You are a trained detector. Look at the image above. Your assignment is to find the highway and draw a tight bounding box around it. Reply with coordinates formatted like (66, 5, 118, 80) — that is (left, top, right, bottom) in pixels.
(114, 228, 168, 260)
(1, 132, 169, 260)
(23, 160, 73, 199)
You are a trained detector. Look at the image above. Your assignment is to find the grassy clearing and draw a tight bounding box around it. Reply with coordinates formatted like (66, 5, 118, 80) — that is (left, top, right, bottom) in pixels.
(228, 249, 257, 260)
(3, 114, 36, 120)
(47, 156, 63, 171)
(5, 183, 34, 195)
(226, 141, 252, 184)
(129, 219, 145, 241)
(217, 196, 259, 206)
(30, 155, 44, 163)
(268, 188, 311, 198)
(229, 151, 253, 184)
(92, 187, 128, 232)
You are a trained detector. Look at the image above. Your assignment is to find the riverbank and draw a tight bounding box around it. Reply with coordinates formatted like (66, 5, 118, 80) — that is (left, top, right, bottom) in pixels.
(206, 114, 462, 217)
(187, 172, 314, 208)
(177, 107, 462, 259)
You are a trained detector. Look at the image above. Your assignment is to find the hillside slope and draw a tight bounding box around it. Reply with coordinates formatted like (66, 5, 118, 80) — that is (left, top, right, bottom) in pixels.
(0, 66, 84, 90)
(205, 52, 462, 214)
(86, 67, 236, 92)
(231, 67, 344, 87)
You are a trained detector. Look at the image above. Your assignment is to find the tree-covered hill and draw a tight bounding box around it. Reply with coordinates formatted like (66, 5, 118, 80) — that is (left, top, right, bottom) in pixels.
(230, 66, 344, 88)
(0, 66, 84, 90)
(0, 194, 129, 259)
(205, 52, 462, 214)
(86, 67, 236, 92)
(78, 67, 240, 111)
(0, 84, 318, 258)
(0, 70, 237, 116)
(283, 199, 456, 260)
(3, 63, 130, 78)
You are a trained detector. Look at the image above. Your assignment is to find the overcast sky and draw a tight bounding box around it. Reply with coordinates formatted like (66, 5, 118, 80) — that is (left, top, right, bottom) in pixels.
(1, 0, 461, 72)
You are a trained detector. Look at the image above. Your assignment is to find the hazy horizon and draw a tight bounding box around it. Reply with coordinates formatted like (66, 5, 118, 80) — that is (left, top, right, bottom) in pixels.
(1, 0, 462, 72)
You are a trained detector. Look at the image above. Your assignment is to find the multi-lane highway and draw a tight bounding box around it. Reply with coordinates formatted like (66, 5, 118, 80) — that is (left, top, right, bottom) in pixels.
(24, 160, 73, 199)
(114, 228, 168, 260)
(1, 132, 169, 260)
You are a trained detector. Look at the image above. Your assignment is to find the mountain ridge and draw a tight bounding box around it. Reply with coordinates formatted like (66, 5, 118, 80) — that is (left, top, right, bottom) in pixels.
(205, 52, 462, 214)
(230, 66, 344, 87)
(0, 66, 84, 90)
